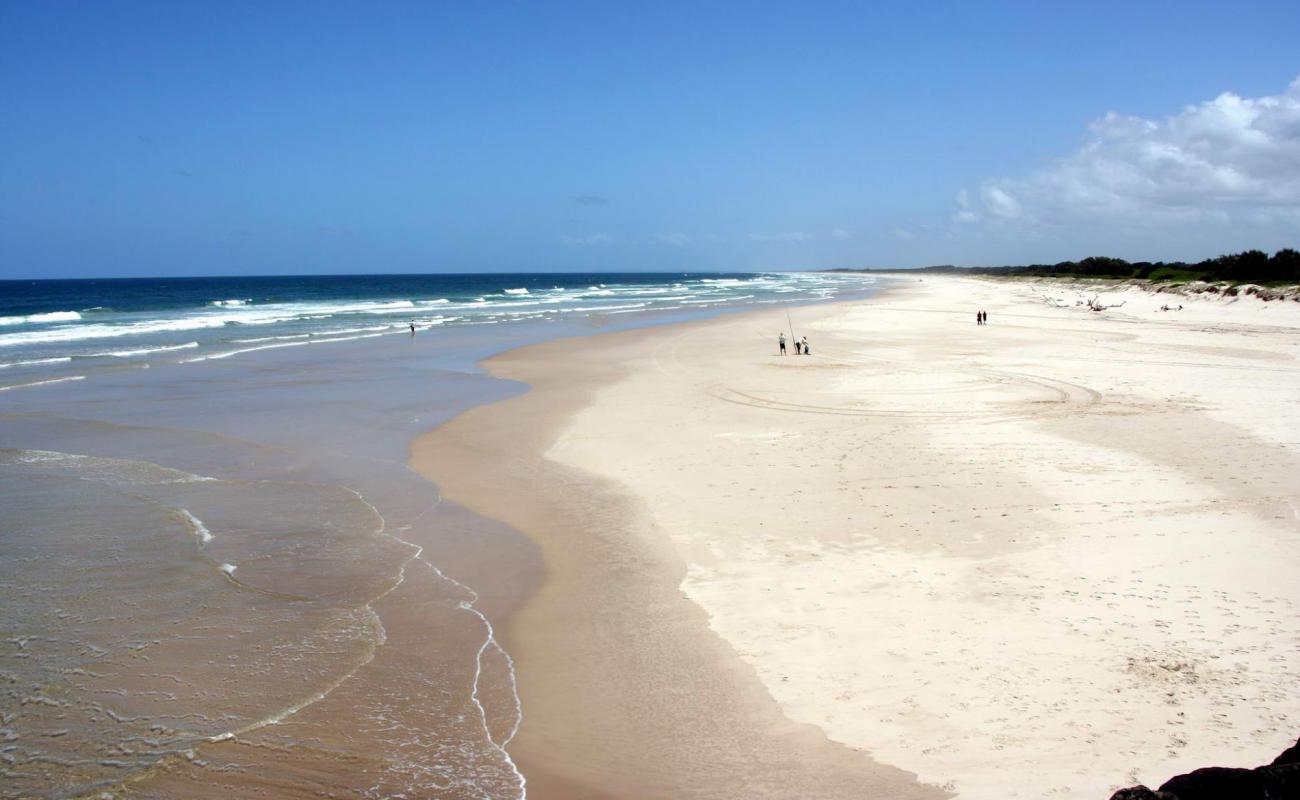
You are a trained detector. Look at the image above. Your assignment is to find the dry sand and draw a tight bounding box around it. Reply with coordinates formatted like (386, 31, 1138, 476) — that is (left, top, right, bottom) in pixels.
(414, 274, 1300, 798)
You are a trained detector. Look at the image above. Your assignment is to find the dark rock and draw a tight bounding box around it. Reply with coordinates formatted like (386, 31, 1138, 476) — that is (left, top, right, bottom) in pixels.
(1108, 787, 1175, 800)
(1272, 738, 1300, 767)
(1158, 767, 1265, 799)
(1108, 737, 1300, 800)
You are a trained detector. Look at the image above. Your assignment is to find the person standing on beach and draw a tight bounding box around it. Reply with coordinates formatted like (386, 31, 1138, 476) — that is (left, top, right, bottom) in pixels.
(801, 336, 810, 355)
(779, 332, 787, 355)
(409, 321, 416, 335)
(976, 310, 981, 325)
(983, 310, 989, 325)
(794, 339, 802, 355)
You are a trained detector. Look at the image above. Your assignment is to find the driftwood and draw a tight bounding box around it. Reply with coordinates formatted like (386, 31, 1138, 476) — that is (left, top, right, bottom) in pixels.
(1084, 294, 1126, 311)
(1042, 293, 1127, 311)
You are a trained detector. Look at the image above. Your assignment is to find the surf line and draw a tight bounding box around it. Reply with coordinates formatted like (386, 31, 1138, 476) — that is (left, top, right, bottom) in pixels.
(203, 485, 527, 799)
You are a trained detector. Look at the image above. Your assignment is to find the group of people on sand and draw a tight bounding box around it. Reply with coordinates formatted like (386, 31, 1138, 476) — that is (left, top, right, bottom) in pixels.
(778, 332, 810, 355)
(975, 310, 990, 325)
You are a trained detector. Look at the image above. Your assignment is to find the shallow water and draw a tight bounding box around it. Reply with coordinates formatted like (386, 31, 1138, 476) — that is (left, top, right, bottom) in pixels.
(0, 272, 877, 798)
(0, 337, 533, 799)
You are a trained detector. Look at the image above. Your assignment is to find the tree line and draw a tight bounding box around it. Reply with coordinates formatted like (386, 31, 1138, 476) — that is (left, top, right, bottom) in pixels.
(837, 249, 1300, 284)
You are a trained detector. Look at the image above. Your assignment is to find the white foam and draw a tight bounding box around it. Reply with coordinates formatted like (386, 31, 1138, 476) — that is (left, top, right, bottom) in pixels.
(209, 298, 251, 307)
(419, 298, 450, 305)
(311, 333, 387, 344)
(183, 331, 387, 363)
(560, 303, 647, 313)
(0, 310, 82, 326)
(0, 375, 86, 391)
(219, 563, 237, 575)
(180, 509, 213, 544)
(230, 334, 310, 344)
(92, 342, 200, 358)
(359, 302, 419, 314)
(314, 325, 391, 336)
(682, 294, 752, 304)
(0, 300, 427, 348)
(503, 288, 529, 295)
(182, 339, 315, 362)
(0, 356, 73, 369)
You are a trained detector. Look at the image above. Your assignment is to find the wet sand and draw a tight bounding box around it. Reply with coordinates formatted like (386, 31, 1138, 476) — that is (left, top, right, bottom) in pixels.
(412, 318, 945, 798)
(0, 338, 538, 800)
(413, 275, 1300, 798)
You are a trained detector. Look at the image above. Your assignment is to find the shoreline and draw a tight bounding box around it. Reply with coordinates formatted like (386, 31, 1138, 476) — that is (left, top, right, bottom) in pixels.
(412, 274, 1300, 797)
(410, 280, 941, 798)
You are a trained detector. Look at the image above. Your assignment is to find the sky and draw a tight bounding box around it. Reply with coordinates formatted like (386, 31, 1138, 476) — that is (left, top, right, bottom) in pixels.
(2, 1, 1298, 278)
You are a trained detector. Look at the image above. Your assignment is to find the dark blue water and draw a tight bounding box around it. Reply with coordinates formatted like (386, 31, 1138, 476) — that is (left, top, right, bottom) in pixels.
(1, 272, 761, 317)
(0, 271, 872, 387)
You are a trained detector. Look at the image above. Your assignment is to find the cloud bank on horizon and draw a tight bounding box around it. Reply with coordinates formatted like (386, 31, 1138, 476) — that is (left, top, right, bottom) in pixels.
(953, 76, 1300, 263)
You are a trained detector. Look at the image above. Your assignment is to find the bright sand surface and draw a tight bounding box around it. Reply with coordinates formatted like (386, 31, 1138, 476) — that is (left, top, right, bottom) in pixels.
(413, 275, 1300, 798)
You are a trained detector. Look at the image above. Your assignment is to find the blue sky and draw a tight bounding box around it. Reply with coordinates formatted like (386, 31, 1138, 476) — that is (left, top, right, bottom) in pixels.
(2, 1, 1298, 278)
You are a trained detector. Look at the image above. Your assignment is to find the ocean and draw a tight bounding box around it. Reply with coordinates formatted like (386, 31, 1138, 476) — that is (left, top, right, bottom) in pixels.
(0, 270, 877, 799)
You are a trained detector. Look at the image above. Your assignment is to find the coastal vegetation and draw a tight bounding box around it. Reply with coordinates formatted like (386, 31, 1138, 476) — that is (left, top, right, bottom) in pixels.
(837, 248, 1300, 286)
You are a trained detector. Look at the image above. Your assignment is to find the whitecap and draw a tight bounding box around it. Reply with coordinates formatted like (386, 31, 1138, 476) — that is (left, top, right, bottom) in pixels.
(0, 310, 82, 326)
(503, 288, 529, 295)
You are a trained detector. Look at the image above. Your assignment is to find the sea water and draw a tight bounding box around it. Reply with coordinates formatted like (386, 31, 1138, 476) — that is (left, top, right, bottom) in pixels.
(0, 271, 876, 798)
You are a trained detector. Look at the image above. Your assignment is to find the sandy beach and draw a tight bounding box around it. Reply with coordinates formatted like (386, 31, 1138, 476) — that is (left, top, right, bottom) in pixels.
(412, 274, 1300, 798)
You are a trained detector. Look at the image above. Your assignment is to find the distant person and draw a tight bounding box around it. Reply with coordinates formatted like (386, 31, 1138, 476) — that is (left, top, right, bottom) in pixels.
(976, 310, 982, 325)
(779, 332, 787, 355)
(801, 336, 810, 355)
(794, 339, 802, 355)
(983, 310, 989, 325)
(409, 322, 416, 335)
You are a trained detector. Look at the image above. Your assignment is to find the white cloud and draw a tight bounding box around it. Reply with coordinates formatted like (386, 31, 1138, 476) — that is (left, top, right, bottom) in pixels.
(561, 233, 614, 246)
(953, 190, 979, 223)
(654, 232, 691, 246)
(750, 231, 811, 243)
(958, 76, 1300, 244)
(830, 227, 854, 239)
